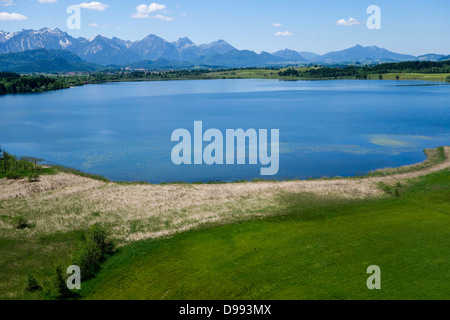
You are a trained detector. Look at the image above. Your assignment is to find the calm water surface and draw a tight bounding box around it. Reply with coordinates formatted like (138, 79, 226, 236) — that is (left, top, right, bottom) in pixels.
(1, 79, 449, 183)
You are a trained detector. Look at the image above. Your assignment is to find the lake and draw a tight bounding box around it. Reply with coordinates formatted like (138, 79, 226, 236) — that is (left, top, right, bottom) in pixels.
(1, 79, 450, 183)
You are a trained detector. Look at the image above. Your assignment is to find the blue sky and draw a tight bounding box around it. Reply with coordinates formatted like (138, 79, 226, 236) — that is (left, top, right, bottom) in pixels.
(0, 0, 449, 55)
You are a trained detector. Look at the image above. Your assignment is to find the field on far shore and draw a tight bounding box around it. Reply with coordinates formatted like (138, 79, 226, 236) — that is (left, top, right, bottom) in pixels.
(205, 68, 450, 82)
(0, 147, 449, 299)
(367, 73, 450, 81)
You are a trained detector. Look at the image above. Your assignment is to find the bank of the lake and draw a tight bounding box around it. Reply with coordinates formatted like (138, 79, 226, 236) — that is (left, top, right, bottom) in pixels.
(0, 146, 449, 299)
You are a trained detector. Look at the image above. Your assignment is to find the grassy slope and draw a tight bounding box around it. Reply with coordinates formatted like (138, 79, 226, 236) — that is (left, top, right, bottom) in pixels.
(0, 231, 81, 299)
(82, 168, 450, 300)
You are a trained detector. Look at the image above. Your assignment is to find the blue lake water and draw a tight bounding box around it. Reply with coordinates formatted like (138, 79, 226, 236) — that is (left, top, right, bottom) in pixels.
(1, 79, 450, 183)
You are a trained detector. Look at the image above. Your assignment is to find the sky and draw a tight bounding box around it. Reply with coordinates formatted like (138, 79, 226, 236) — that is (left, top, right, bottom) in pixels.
(0, 0, 449, 55)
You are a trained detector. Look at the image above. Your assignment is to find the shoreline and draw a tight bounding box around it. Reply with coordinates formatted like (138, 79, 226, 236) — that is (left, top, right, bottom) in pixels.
(1, 146, 449, 300)
(41, 146, 448, 186)
(0, 146, 448, 243)
(1, 71, 449, 97)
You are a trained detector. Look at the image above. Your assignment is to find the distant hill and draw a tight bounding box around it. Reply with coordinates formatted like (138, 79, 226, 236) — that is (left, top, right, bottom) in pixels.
(439, 55, 450, 61)
(125, 59, 193, 70)
(272, 49, 307, 62)
(0, 49, 101, 73)
(297, 51, 322, 61)
(417, 53, 446, 61)
(319, 45, 416, 63)
(194, 49, 283, 68)
(272, 46, 429, 64)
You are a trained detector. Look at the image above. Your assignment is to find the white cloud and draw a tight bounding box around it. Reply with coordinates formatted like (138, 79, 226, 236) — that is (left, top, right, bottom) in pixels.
(132, 3, 166, 18)
(88, 23, 110, 28)
(336, 17, 361, 26)
(154, 14, 173, 21)
(145, 3, 166, 13)
(1, 0, 14, 6)
(0, 12, 27, 20)
(78, 2, 109, 11)
(272, 23, 282, 27)
(274, 31, 294, 36)
(37, 0, 58, 3)
(132, 3, 173, 21)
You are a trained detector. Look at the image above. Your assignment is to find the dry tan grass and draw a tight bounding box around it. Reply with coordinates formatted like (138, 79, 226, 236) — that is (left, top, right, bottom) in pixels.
(1, 147, 449, 244)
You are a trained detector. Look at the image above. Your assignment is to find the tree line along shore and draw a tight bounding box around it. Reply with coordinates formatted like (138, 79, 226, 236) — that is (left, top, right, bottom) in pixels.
(1, 60, 450, 95)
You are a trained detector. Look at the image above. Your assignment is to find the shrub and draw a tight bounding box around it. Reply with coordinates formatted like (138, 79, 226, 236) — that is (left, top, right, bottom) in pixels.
(71, 224, 114, 280)
(6, 172, 21, 180)
(378, 182, 401, 197)
(72, 239, 103, 280)
(14, 216, 29, 229)
(25, 274, 41, 292)
(52, 265, 71, 299)
(378, 182, 393, 195)
(28, 172, 40, 182)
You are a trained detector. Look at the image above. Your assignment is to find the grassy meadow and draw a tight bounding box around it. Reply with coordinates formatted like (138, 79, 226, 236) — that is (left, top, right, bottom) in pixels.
(367, 73, 450, 82)
(80, 168, 450, 300)
(0, 147, 449, 300)
(203, 68, 450, 82)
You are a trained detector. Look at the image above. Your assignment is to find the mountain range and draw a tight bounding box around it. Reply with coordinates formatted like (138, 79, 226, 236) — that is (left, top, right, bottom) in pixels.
(0, 28, 449, 72)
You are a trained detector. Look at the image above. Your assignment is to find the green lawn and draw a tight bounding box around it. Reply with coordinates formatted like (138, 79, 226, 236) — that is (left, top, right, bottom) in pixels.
(81, 168, 450, 300)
